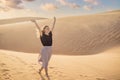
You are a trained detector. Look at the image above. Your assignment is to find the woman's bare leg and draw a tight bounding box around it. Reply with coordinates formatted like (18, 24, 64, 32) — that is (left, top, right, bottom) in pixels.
(45, 66, 49, 77)
(39, 66, 49, 77)
(39, 66, 43, 74)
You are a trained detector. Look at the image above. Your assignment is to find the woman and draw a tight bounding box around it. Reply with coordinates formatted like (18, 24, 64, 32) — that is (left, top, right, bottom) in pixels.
(31, 17, 56, 77)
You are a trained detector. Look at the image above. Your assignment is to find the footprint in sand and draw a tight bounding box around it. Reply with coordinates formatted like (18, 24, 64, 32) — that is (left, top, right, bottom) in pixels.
(96, 78, 106, 80)
(79, 74, 88, 77)
(4, 77, 10, 79)
(49, 69, 66, 78)
(1, 69, 13, 80)
(31, 63, 37, 65)
(2, 73, 12, 80)
(49, 66, 55, 69)
(51, 70, 63, 74)
(1, 68, 10, 72)
(0, 63, 6, 66)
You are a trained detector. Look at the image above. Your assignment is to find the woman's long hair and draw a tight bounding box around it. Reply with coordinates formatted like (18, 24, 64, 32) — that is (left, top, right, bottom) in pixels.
(35, 25, 49, 38)
(42, 25, 49, 34)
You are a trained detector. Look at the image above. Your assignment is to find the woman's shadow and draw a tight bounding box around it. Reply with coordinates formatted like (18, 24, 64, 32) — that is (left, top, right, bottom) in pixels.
(39, 73, 51, 80)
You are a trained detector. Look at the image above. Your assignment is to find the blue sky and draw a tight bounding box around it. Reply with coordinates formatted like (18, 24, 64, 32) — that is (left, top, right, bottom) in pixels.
(0, 0, 120, 18)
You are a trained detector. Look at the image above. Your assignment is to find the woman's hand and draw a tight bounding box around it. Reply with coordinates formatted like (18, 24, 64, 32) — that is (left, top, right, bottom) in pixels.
(31, 20, 36, 23)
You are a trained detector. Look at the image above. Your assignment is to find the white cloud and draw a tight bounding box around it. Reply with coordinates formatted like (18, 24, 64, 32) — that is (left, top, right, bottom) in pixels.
(83, 5, 92, 11)
(40, 3, 58, 11)
(57, 0, 80, 8)
(106, 9, 114, 12)
(24, 0, 35, 2)
(84, 0, 99, 5)
(0, 0, 23, 9)
(0, 0, 36, 12)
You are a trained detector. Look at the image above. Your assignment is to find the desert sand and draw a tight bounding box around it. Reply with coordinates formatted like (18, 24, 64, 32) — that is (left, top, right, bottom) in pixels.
(0, 47, 120, 80)
(0, 10, 120, 80)
(0, 10, 120, 55)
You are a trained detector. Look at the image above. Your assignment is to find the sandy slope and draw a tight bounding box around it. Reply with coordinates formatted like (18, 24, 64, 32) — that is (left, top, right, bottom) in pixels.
(0, 47, 120, 80)
(0, 17, 47, 25)
(0, 10, 120, 55)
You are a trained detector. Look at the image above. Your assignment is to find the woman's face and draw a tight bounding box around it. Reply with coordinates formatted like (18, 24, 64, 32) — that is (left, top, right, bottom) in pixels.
(44, 26, 50, 33)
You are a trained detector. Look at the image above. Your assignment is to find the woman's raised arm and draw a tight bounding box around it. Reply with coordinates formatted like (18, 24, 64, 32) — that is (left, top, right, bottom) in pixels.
(31, 20, 42, 34)
(51, 17, 56, 32)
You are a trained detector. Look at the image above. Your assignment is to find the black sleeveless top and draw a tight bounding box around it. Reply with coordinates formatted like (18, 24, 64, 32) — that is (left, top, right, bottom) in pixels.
(40, 31, 52, 46)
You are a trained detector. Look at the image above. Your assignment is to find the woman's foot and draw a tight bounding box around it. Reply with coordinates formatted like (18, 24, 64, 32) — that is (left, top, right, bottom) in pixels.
(45, 73, 49, 77)
(38, 69, 42, 74)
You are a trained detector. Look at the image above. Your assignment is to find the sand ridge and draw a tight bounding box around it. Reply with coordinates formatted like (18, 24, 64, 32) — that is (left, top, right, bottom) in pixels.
(0, 10, 120, 55)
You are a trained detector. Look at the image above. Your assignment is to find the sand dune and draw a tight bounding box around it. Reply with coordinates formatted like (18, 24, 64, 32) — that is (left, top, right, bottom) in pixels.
(0, 10, 120, 80)
(0, 10, 120, 55)
(0, 17, 47, 25)
(0, 47, 120, 80)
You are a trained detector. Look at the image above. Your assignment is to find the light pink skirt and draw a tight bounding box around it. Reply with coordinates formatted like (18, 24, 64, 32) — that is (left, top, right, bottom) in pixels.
(38, 46, 52, 68)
